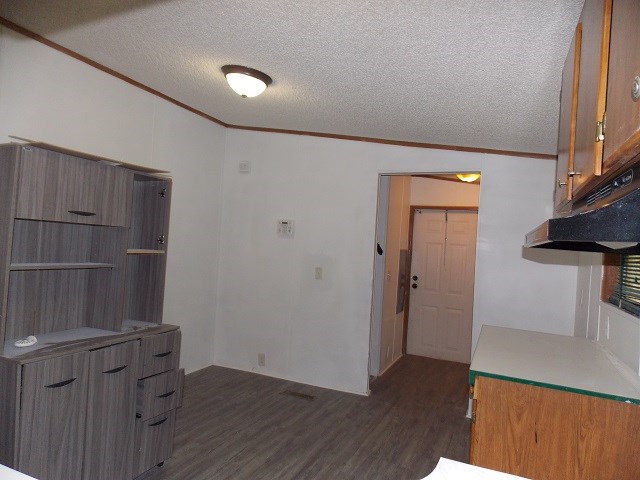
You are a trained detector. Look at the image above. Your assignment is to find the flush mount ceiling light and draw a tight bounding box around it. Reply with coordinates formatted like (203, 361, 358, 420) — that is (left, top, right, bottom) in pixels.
(221, 65, 272, 98)
(456, 173, 481, 183)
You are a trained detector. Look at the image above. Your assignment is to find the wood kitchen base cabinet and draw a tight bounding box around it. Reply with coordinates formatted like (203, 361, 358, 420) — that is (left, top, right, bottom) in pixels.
(471, 376, 640, 480)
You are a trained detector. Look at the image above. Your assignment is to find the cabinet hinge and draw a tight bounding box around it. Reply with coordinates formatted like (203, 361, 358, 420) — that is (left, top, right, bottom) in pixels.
(595, 112, 606, 143)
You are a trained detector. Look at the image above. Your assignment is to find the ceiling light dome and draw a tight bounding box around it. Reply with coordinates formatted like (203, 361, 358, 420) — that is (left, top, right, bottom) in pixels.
(222, 65, 272, 98)
(456, 173, 481, 183)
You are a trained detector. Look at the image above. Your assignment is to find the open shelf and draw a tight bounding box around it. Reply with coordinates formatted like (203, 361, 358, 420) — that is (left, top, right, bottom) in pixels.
(10, 262, 116, 271)
(126, 249, 166, 255)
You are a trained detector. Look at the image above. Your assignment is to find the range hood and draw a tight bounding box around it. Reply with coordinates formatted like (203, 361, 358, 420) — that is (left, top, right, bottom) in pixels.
(525, 168, 640, 254)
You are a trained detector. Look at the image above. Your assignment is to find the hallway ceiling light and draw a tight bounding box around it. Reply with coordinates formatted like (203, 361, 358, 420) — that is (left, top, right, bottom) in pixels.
(456, 173, 480, 183)
(222, 65, 272, 98)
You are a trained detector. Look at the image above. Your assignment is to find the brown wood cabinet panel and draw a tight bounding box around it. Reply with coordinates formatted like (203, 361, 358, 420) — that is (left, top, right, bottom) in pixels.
(134, 411, 177, 477)
(18, 351, 89, 480)
(471, 376, 640, 480)
(554, 25, 582, 214)
(139, 331, 181, 379)
(136, 368, 184, 421)
(84, 341, 139, 480)
(575, 393, 640, 480)
(602, 0, 640, 171)
(15, 146, 133, 227)
(572, 0, 612, 199)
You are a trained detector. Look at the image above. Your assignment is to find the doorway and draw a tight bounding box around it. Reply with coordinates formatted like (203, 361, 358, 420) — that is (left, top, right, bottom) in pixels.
(369, 173, 480, 379)
(405, 207, 478, 363)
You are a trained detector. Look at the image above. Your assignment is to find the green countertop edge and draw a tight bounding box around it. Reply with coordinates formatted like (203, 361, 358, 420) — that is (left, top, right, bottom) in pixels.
(469, 370, 640, 406)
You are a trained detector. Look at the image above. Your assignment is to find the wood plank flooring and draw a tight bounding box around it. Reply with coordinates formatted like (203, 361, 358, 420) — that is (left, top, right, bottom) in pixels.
(151, 355, 470, 480)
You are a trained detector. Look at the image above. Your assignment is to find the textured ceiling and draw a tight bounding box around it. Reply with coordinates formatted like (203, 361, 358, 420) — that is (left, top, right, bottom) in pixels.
(1, 0, 584, 155)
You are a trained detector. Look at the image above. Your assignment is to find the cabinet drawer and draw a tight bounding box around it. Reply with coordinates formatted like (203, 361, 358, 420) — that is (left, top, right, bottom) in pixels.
(134, 411, 176, 477)
(15, 146, 132, 227)
(137, 369, 184, 421)
(139, 330, 181, 378)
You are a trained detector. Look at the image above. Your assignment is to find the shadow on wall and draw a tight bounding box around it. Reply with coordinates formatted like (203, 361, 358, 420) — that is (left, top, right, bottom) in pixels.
(1, 1, 174, 35)
(521, 246, 580, 266)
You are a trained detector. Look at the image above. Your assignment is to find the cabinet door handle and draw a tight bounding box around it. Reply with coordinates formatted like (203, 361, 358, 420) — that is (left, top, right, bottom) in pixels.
(149, 417, 168, 427)
(103, 365, 128, 374)
(156, 390, 175, 399)
(153, 351, 172, 358)
(45, 378, 76, 389)
(68, 210, 97, 217)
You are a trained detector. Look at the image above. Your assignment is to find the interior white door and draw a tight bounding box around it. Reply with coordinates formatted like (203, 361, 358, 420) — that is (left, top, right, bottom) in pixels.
(406, 209, 478, 363)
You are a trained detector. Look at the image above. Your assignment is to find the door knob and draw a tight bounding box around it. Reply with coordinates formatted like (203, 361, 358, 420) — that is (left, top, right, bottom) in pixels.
(411, 283, 418, 289)
(412, 275, 418, 281)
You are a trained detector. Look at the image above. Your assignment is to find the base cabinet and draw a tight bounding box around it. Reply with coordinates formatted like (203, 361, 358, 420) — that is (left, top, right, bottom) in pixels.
(18, 352, 89, 480)
(84, 341, 139, 480)
(471, 376, 640, 480)
(0, 330, 182, 480)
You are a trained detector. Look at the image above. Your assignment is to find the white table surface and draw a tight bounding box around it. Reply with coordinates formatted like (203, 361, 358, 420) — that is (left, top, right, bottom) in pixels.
(423, 458, 529, 479)
(0, 464, 38, 479)
(469, 325, 640, 403)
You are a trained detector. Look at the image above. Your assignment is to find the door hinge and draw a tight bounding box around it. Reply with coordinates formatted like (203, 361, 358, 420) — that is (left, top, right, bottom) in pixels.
(595, 112, 606, 143)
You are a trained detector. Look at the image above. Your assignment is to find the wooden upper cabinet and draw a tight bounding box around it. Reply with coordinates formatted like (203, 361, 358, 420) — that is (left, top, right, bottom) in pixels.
(602, 0, 640, 171)
(572, 0, 612, 199)
(15, 146, 133, 227)
(554, 24, 582, 215)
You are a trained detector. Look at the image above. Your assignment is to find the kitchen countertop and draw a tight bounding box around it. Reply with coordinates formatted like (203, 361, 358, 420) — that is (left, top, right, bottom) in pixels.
(469, 325, 640, 404)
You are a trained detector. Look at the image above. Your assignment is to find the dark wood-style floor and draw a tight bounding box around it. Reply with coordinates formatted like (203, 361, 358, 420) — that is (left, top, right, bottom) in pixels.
(152, 355, 470, 480)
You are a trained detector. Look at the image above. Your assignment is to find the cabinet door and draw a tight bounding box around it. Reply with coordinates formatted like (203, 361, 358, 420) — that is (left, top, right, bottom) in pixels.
(471, 376, 580, 479)
(18, 352, 89, 480)
(602, 0, 640, 171)
(572, 0, 612, 199)
(129, 177, 172, 250)
(83, 341, 139, 480)
(15, 146, 132, 227)
(471, 376, 640, 480)
(554, 25, 582, 214)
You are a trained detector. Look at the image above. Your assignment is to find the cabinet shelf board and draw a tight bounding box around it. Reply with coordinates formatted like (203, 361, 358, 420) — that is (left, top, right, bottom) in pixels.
(127, 249, 166, 255)
(10, 262, 115, 271)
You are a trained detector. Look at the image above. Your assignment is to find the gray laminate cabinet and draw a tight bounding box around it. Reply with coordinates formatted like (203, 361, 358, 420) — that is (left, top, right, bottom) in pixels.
(18, 352, 90, 480)
(15, 146, 133, 227)
(84, 341, 139, 480)
(0, 143, 181, 480)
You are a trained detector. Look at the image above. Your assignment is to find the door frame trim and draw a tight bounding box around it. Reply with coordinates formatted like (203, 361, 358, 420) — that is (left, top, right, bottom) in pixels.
(402, 205, 479, 354)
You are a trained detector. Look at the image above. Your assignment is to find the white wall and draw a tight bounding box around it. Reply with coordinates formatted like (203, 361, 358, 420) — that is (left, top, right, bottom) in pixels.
(378, 176, 410, 374)
(410, 177, 480, 206)
(0, 24, 583, 394)
(575, 253, 640, 374)
(215, 129, 579, 394)
(0, 26, 225, 373)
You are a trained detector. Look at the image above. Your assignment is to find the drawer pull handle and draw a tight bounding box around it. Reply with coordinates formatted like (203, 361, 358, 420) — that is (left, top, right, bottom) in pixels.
(45, 378, 76, 389)
(156, 390, 176, 399)
(68, 210, 97, 217)
(103, 365, 128, 374)
(149, 417, 168, 427)
(136, 413, 142, 419)
(153, 351, 172, 358)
